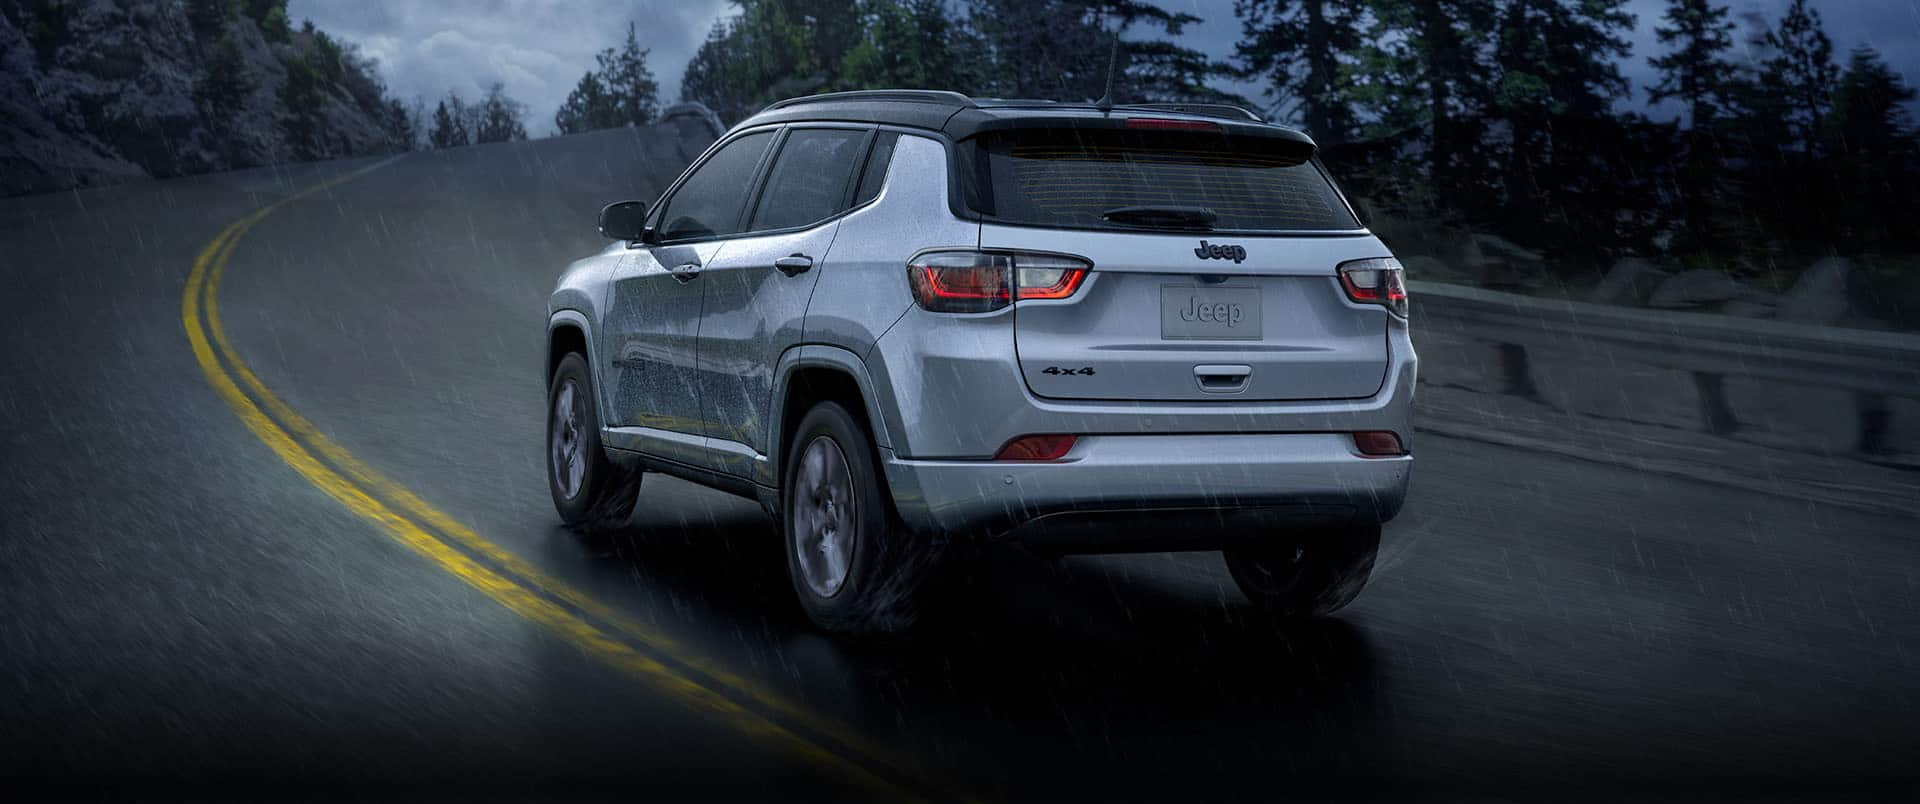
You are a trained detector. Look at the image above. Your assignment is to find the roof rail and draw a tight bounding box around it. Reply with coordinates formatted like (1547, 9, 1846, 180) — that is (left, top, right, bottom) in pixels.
(762, 90, 977, 112)
(1116, 102, 1264, 123)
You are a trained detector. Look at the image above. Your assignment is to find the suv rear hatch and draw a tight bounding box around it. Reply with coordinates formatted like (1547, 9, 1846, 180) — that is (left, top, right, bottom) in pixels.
(963, 120, 1397, 403)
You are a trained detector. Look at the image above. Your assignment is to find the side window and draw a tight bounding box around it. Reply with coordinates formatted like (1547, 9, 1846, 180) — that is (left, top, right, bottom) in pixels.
(656, 131, 774, 242)
(852, 132, 900, 206)
(747, 128, 867, 232)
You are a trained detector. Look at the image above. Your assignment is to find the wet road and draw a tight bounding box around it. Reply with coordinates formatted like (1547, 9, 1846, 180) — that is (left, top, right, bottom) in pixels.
(3, 129, 1917, 800)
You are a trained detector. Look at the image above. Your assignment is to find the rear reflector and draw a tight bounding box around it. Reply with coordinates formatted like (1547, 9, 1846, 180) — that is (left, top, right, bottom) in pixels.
(1125, 117, 1220, 131)
(994, 434, 1078, 462)
(1352, 431, 1405, 457)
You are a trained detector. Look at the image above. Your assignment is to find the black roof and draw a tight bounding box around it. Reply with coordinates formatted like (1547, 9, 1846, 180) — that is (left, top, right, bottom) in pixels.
(738, 90, 1316, 148)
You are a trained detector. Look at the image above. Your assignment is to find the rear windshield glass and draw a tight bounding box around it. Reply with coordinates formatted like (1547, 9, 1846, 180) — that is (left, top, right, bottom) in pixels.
(965, 129, 1359, 232)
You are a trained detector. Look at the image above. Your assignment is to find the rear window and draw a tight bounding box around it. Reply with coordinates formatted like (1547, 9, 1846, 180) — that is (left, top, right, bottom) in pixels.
(965, 129, 1359, 232)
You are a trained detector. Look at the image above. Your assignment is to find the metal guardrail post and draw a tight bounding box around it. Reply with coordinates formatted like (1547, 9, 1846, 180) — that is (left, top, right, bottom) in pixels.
(1497, 342, 1541, 401)
(1858, 392, 1891, 455)
(1691, 372, 1740, 435)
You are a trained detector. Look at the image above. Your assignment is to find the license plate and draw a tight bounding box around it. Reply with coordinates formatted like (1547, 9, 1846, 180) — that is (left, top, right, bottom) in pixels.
(1161, 286, 1262, 340)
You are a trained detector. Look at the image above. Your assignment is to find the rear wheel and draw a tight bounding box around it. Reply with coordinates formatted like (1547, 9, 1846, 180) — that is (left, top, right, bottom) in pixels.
(1224, 523, 1380, 618)
(782, 401, 938, 633)
(548, 352, 640, 533)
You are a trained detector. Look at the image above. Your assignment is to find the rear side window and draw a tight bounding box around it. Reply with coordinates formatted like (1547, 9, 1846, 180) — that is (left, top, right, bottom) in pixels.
(748, 128, 867, 231)
(967, 129, 1359, 232)
(657, 130, 774, 241)
(852, 131, 900, 206)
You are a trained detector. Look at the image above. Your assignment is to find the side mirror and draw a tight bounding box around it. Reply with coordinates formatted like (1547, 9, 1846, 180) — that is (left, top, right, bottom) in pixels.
(598, 200, 651, 244)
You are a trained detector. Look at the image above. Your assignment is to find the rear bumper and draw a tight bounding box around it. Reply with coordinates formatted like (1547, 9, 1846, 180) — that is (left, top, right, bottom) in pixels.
(881, 433, 1409, 551)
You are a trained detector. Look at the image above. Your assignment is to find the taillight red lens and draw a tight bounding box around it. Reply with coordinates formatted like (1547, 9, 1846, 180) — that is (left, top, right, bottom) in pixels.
(907, 251, 1090, 312)
(994, 434, 1078, 462)
(1013, 255, 1090, 300)
(1352, 431, 1405, 457)
(1125, 117, 1220, 131)
(1337, 258, 1409, 317)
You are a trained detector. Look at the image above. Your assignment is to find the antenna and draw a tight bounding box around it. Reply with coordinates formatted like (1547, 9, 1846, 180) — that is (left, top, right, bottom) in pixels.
(1093, 14, 1124, 114)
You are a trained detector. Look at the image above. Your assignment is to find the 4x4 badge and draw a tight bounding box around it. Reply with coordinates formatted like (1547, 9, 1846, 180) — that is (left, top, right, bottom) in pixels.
(1194, 240, 1247, 264)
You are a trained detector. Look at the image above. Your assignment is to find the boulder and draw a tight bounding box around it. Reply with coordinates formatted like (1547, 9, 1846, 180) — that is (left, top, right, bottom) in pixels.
(1589, 257, 1671, 305)
(1722, 298, 1781, 318)
(1778, 257, 1853, 324)
(1649, 269, 1745, 309)
(661, 102, 725, 141)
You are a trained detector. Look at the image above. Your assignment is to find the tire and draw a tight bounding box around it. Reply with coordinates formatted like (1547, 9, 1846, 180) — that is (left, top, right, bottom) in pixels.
(1224, 523, 1380, 618)
(547, 352, 640, 533)
(781, 401, 939, 633)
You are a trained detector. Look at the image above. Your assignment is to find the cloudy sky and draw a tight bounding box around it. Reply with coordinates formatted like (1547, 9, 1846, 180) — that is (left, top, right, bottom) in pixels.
(288, 0, 1920, 136)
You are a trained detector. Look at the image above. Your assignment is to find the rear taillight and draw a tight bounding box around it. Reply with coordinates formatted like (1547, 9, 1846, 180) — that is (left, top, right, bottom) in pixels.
(907, 251, 1090, 313)
(1352, 431, 1406, 457)
(994, 434, 1078, 461)
(1337, 257, 1409, 318)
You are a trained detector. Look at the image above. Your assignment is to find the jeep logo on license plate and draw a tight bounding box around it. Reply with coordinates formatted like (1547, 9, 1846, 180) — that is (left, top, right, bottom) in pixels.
(1161, 286, 1262, 340)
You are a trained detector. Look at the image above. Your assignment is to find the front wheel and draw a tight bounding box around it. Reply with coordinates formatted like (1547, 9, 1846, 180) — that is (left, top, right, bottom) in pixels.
(782, 401, 939, 633)
(547, 352, 640, 533)
(1224, 523, 1380, 618)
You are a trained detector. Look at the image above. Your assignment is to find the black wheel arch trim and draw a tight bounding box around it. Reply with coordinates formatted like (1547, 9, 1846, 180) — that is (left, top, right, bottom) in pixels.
(767, 345, 897, 492)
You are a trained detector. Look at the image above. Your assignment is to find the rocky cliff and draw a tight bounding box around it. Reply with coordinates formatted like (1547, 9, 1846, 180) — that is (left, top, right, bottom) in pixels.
(1, 0, 402, 197)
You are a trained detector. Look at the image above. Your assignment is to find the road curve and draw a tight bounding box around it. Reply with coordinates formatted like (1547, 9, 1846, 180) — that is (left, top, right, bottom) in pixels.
(4, 127, 1918, 800)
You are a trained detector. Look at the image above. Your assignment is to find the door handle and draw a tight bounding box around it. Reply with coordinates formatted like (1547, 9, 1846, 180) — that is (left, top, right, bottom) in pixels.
(670, 262, 701, 283)
(774, 254, 814, 277)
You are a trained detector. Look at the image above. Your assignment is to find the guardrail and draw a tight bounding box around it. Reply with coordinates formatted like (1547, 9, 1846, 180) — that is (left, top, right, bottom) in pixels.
(1410, 280, 1920, 454)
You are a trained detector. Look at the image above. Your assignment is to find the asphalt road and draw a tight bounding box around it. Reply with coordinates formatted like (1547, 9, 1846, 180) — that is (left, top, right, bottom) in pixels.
(3, 129, 1917, 801)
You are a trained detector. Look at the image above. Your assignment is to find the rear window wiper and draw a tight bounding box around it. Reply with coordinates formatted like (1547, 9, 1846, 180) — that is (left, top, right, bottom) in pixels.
(1099, 205, 1218, 231)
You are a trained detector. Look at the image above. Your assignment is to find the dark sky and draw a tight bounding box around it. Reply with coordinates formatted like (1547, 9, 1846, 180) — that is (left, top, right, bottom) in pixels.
(289, 0, 1920, 136)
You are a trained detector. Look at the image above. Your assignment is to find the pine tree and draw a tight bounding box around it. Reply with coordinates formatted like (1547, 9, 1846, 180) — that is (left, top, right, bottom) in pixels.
(680, 3, 815, 124)
(1354, 0, 1498, 220)
(1647, 0, 1738, 250)
(382, 97, 416, 151)
(597, 22, 661, 126)
(1235, 0, 1368, 144)
(195, 32, 253, 123)
(1758, 0, 1837, 156)
(557, 21, 661, 134)
(680, 18, 753, 124)
(680, 0, 860, 124)
(277, 55, 327, 159)
(838, 0, 986, 94)
(429, 96, 469, 149)
(1826, 46, 1918, 245)
(555, 72, 620, 134)
(966, 0, 1236, 104)
(473, 83, 528, 144)
(1124, 29, 1246, 103)
(1647, 0, 1735, 125)
(186, 0, 235, 40)
(1490, 0, 1634, 232)
(244, 0, 291, 43)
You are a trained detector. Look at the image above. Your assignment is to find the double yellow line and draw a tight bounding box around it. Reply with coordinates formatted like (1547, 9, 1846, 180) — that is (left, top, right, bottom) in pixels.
(180, 158, 920, 798)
